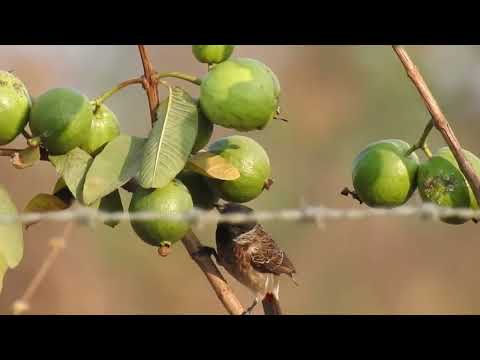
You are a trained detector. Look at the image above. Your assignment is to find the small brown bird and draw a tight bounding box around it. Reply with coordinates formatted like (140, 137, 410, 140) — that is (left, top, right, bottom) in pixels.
(198, 203, 297, 315)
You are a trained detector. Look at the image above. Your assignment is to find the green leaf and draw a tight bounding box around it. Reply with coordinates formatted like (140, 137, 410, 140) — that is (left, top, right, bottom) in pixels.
(24, 193, 70, 230)
(88, 190, 123, 228)
(186, 151, 240, 180)
(11, 146, 41, 169)
(139, 86, 198, 189)
(49, 148, 93, 202)
(0, 185, 24, 293)
(83, 135, 146, 205)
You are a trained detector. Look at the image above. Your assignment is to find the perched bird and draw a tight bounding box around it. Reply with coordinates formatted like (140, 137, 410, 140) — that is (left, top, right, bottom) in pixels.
(197, 202, 297, 315)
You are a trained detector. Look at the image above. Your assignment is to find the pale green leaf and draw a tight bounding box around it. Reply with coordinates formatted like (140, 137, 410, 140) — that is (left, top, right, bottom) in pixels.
(83, 135, 146, 205)
(49, 148, 93, 202)
(139, 86, 198, 189)
(0, 185, 23, 269)
(186, 151, 240, 180)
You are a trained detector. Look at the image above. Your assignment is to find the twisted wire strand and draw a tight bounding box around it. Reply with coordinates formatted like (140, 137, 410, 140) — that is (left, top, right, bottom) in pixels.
(3, 203, 480, 226)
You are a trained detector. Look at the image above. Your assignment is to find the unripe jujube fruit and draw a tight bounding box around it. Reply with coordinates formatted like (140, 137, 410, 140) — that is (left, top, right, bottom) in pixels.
(200, 58, 280, 131)
(30, 88, 93, 155)
(0, 71, 31, 145)
(80, 104, 120, 156)
(352, 139, 419, 208)
(208, 135, 271, 203)
(418, 147, 480, 224)
(192, 45, 235, 64)
(129, 180, 193, 247)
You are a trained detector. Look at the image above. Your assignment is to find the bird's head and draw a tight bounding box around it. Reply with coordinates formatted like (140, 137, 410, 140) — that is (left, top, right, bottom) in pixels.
(215, 202, 257, 239)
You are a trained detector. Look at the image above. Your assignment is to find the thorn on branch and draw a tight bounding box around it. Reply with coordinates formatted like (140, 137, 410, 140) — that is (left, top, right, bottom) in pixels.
(341, 187, 363, 204)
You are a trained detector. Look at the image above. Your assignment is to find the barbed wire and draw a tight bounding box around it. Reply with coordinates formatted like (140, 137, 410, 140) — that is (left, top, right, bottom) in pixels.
(4, 203, 480, 227)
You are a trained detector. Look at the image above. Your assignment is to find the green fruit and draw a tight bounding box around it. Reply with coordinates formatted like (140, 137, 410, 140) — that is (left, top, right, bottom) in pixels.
(30, 88, 93, 155)
(0, 71, 31, 145)
(191, 99, 213, 154)
(418, 147, 480, 224)
(352, 139, 419, 208)
(177, 170, 219, 210)
(199, 58, 280, 131)
(129, 180, 193, 247)
(80, 104, 120, 156)
(192, 45, 235, 64)
(208, 135, 271, 203)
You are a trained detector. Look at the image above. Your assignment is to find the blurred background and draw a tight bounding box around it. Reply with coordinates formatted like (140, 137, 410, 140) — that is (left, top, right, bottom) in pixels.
(1, 45, 480, 314)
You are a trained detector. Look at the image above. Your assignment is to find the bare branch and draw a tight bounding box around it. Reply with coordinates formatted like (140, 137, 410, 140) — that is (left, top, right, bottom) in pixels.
(182, 231, 245, 315)
(392, 46, 480, 207)
(138, 45, 160, 124)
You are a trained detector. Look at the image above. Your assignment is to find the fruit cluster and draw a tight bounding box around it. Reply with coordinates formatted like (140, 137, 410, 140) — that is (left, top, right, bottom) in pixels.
(351, 139, 480, 224)
(0, 45, 282, 253)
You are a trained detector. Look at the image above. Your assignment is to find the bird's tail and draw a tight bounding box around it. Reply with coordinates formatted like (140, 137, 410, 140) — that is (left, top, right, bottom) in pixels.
(262, 275, 282, 315)
(262, 293, 283, 315)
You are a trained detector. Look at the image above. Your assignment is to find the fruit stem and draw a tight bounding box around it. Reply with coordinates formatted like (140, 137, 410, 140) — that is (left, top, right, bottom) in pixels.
(153, 72, 202, 86)
(405, 118, 434, 157)
(93, 77, 144, 110)
(422, 143, 433, 159)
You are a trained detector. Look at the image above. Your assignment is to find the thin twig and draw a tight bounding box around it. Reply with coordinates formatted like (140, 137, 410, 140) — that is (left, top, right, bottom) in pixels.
(11, 221, 74, 315)
(0, 148, 20, 157)
(153, 72, 203, 86)
(94, 77, 144, 107)
(136, 45, 245, 315)
(392, 46, 480, 206)
(405, 118, 434, 158)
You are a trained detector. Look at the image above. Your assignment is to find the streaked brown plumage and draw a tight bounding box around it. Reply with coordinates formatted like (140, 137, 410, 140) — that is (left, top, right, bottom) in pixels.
(201, 202, 297, 314)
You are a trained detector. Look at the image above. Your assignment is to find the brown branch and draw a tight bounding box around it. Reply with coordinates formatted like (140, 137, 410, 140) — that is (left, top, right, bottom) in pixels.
(392, 46, 480, 207)
(136, 45, 245, 315)
(182, 231, 245, 315)
(138, 45, 160, 123)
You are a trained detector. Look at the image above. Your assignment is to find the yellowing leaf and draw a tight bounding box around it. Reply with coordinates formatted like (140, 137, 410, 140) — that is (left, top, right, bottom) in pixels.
(186, 151, 240, 180)
(24, 193, 70, 230)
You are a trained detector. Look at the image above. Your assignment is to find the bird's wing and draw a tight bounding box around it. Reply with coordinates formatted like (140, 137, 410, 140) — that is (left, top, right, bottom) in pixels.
(247, 225, 296, 276)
